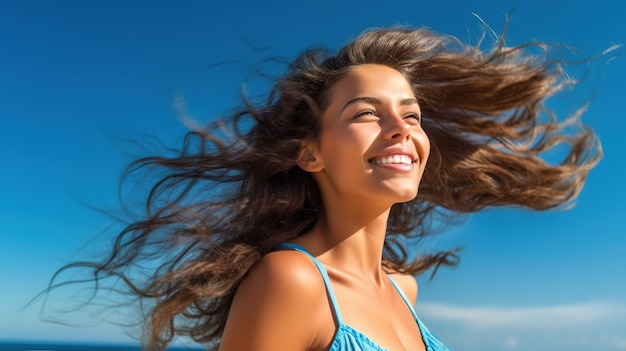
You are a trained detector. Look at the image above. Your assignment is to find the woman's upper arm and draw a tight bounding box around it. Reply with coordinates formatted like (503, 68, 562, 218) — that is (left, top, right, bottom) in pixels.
(220, 251, 323, 351)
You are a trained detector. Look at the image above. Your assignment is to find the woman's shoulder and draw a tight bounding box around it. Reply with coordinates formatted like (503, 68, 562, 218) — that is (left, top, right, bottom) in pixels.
(220, 249, 329, 350)
(247, 249, 327, 293)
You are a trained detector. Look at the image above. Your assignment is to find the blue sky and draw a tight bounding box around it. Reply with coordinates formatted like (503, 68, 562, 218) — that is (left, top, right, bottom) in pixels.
(1, 1, 625, 350)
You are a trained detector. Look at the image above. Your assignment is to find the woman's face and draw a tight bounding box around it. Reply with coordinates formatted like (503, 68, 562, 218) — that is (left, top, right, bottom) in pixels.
(307, 64, 430, 206)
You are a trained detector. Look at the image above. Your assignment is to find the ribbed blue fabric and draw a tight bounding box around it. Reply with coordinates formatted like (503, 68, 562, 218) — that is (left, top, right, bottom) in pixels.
(277, 242, 451, 351)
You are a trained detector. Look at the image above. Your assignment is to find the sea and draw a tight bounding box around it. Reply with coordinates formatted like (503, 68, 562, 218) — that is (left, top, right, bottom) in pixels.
(0, 342, 204, 351)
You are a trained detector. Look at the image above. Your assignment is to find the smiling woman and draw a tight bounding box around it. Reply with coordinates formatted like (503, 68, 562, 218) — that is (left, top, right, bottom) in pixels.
(49, 27, 599, 351)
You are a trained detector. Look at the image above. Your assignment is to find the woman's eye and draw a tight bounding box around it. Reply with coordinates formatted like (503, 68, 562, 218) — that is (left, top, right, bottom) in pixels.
(353, 110, 377, 119)
(403, 113, 422, 124)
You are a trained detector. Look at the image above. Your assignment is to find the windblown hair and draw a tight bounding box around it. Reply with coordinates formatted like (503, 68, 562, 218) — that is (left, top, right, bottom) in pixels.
(52, 27, 600, 350)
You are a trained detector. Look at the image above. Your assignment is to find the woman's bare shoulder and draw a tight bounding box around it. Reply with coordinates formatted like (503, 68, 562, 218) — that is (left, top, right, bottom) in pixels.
(242, 249, 326, 299)
(389, 272, 418, 305)
(220, 249, 327, 350)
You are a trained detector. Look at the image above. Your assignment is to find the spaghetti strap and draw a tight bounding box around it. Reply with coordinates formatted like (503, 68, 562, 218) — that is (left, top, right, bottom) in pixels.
(387, 275, 450, 351)
(275, 243, 344, 326)
(387, 275, 419, 320)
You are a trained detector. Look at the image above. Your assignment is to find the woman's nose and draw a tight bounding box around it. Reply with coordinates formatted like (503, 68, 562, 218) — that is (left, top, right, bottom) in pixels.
(383, 114, 411, 141)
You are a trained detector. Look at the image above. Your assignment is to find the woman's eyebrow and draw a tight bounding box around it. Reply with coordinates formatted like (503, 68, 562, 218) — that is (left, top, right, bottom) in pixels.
(340, 97, 418, 112)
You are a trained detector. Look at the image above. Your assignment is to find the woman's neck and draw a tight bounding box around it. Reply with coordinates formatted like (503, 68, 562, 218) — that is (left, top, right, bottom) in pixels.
(298, 198, 392, 285)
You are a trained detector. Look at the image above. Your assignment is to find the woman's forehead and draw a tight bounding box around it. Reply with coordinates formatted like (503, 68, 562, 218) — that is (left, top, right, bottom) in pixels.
(326, 64, 416, 106)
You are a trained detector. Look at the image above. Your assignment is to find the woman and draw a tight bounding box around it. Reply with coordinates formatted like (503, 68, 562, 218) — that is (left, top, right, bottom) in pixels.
(52, 28, 599, 350)
(220, 62, 445, 351)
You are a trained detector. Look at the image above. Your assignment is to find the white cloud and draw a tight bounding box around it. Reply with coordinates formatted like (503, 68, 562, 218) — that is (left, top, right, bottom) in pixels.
(417, 300, 626, 331)
(413, 301, 626, 350)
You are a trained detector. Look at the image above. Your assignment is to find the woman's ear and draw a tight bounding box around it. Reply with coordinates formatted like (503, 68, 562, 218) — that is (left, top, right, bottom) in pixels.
(297, 143, 324, 172)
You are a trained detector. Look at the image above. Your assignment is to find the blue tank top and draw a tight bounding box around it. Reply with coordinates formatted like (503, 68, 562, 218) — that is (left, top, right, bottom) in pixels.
(277, 243, 451, 351)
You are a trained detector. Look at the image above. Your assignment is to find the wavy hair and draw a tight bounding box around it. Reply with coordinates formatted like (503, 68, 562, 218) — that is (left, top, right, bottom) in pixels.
(50, 27, 600, 350)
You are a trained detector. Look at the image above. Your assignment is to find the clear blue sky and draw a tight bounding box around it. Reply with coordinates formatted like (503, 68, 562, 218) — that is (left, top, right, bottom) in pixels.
(1, 1, 625, 350)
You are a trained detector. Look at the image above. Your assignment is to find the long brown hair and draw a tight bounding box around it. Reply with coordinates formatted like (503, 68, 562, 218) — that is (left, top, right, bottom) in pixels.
(50, 27, 600, 350)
